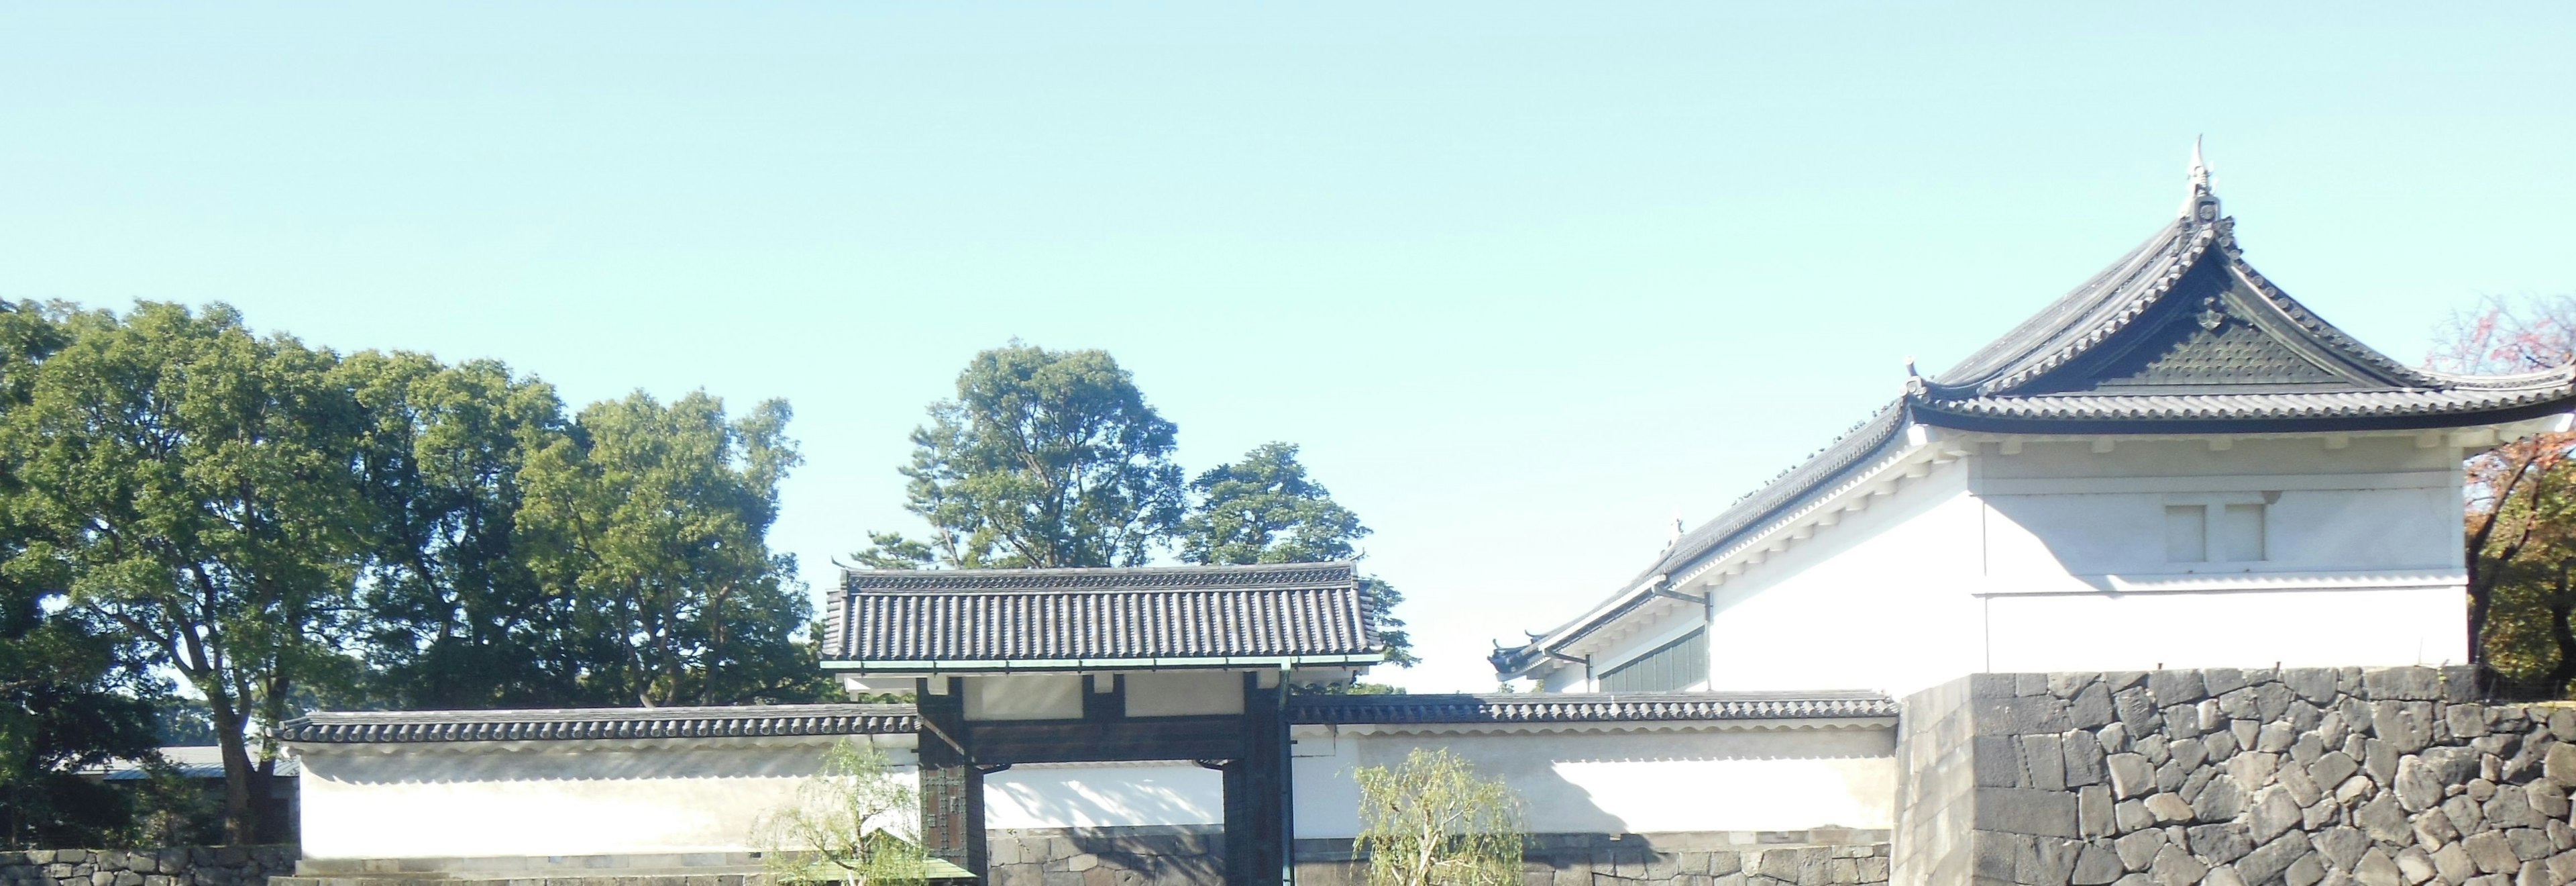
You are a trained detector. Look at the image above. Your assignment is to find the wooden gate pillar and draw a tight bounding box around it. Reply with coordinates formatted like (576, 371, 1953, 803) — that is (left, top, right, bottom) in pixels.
(915, 678, 985, 876)
(1224, 673, 1293, 886)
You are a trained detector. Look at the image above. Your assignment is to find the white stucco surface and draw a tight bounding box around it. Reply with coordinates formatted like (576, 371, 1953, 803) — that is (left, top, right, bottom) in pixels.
(983, 762, 1223, 828)
(294, 737, 918, 860)
(1546, 432, 2487, 699)
(1289, 725, 1894, 838)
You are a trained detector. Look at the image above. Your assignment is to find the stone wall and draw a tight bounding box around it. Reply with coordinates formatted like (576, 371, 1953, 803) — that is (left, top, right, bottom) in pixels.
(0, 847, 295, 886)
(1894, 667, 2576, 886)
(984, 826, 1222, 886)
(1293, 831, 1892, 886)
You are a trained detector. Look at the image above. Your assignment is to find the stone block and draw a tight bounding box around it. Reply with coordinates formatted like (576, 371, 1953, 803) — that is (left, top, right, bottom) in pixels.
(2080, 786, 2115, 838)
(2396, 848, 2439, 885)
(2465, 833, 2520, 875)
(1980, 736, 2032, 788)
(2361, 796, 2414, 843)
(2231, 752, 2281, 793)
(2070, 685, 2116, 730)
(2363, 669, 2445, 702)
(2017, 838, 2081, 886)
(2147, 671, 2206, 707)
(2107, 754, 2155, 800)
(2144, 795, 2192, 825)
(2487, 785, 2540, 830)
(2161, 707, 2203, 741)
(2116, 689, 2160, 736)
(2194, 775, 2245, 822)
(2448, 794, 2489, 834)
(2314, 752, 2362, 789)
(2145, 846, 2202, 886)
(2433, 842, 2477, 886)
(2282, 760, 2326, 807)
(2114, 799, 2153, 834)
(1978, 787, 2083, 837)
(2205, 865, 2248, 886)
(2398, 755, 2447, 812)
(2187, 824, 2255, 864)
(2137, 734, 2170, 767)
(2416, 809, 2463, 850)
(2286, 854, 2326, 886)
(2065, 844, 2117, 886)
(2067, 731, 2108, 788)
(2542, 744, 2576, 788)
(2357, 850, 2403, 886)
(2283, 669, 2341, 704)
(2504, 829, 2551, 863)
(2239, 832, 2315, 886)
(2025, 735, 2070, 791)
(2369, 739, 2403, 787)
(2259, 722, 2298, 754)
(2112, 832, 2164, 873)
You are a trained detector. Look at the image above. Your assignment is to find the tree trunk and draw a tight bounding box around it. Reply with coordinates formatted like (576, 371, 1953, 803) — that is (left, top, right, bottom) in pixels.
(209, 698, 260, 844)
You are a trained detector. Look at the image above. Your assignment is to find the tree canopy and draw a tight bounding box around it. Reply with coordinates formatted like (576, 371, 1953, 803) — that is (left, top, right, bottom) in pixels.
(861, 344, 1413, 667)
(860, 343, 1184, 569)
(0, 300, 829, 846)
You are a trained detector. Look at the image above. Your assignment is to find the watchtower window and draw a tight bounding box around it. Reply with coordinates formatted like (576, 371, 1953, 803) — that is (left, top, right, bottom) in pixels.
(2165, 503, 2265, 564)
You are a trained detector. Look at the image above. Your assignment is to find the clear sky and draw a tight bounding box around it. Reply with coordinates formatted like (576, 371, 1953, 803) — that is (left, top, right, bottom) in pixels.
(3, 3, 2571, 693)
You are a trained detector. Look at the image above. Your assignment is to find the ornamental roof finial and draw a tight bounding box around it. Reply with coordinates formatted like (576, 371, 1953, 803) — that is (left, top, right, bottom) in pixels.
(2182, 136, 2221, 225)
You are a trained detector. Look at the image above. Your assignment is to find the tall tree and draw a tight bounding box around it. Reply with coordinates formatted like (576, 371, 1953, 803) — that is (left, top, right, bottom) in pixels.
(0, 302, 370, 842)
(0, 301, 162, 848)
(519, 391, 827, 706)
(342, 352, 578, 709)
(2445, 296, 2576, 693)
(861, 344, 1184, 569)
(1180, 442, 1413, 665)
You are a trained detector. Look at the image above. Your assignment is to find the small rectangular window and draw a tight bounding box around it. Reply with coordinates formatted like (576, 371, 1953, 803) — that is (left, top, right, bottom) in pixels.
(2219, 503, 2266, 562)
(2165, 505, 2207, 562)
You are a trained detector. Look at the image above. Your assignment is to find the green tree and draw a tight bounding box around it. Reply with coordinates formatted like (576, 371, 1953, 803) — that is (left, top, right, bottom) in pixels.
(861, 343, 1183, 569)
(1179, 442, 1414, 666)
(341, 352, 581, 709)
(753, 739, 932, 886)
(1353, 748, 1525, 886)
(0, 301, 165, 848)
(0, 301, 369, 842)
(519, 391, 830, 706)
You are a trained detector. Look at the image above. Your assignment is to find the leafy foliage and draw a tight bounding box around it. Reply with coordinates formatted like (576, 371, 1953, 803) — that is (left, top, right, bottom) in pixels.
(0, 301, 370, 842)
(0, 300, 834, 845)
(753, 739, 930, 886)
(520, 391, 830, 707)
(2444, 296, 2576, 695)
(861, 343, 1184, 569)
(1181, 442, 1413, 666)
(1354, 748, 1524, 886)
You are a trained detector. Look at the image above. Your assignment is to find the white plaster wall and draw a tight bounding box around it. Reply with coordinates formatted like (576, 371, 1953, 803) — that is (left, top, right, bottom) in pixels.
(294, 737, 917, 860)
(1974, 436, 2471, 671)
(1289, 726, 1894, 838)
(1122, 671, 1245, 718)
(983, 763, 1223, 828)
(1684, 460, 1988, 698)
(1550, 434, 2475, 698)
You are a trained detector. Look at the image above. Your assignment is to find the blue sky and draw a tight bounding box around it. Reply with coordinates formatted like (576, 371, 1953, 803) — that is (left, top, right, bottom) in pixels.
(3, 3, 2570, 692)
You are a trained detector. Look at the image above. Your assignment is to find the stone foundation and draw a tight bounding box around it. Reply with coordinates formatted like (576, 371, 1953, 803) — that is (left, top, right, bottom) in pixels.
(0, 847, 296, 886)
(1896, 667, 2576, 886)
(1293, 831, 1892, 886)
(984, 826, 1222, 886)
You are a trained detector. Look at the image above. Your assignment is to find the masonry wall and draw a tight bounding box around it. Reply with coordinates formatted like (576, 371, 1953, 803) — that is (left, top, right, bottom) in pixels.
(983, 826, 1221, 886)
(1293, 833, 1891, 886)
(0, 847, 294, 886)
(1894, 667, 2576, 886)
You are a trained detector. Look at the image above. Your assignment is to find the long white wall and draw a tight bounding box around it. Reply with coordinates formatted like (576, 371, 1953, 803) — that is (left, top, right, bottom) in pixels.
(1289, 724, 1894, 839)
(294, 736, 918, 861)
(983, 763, 1222, 829)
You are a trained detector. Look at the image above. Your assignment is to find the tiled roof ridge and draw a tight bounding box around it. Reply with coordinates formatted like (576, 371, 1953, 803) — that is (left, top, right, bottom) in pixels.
(280, 703, 918, 744)
(843, 562, 1357, 593)
(2227, 254, 2576, 393)
(1290, 691, 1899, 725)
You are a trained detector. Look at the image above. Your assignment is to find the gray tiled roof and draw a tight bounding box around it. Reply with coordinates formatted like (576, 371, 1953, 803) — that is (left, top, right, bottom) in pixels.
(826, 562, 1382, 668)
(1493, 173, 2576, 679)
(1290, 690, 1898, 726)
(278, 703, 916, 744)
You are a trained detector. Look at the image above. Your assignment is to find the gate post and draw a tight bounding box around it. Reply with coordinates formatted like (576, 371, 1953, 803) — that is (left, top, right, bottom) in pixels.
(915, 677, 985, 877)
